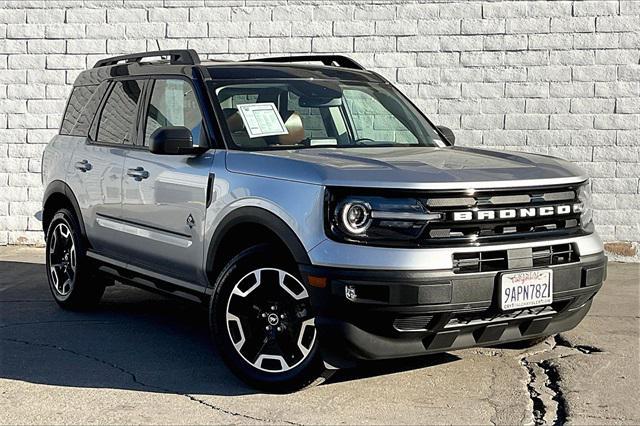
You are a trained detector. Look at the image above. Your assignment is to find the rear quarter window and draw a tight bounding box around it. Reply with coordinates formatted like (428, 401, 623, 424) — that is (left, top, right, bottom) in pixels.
(71, 82, 109, 137)
(60, 85, 98, 136)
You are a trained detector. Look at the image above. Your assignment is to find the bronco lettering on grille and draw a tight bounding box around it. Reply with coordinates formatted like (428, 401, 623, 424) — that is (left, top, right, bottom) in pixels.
(452, 203, 583, 222)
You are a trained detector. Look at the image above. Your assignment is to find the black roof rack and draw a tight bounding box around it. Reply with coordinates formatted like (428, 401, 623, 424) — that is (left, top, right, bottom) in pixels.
(243, 55, 365, 70)
(94, 49, 201, 68)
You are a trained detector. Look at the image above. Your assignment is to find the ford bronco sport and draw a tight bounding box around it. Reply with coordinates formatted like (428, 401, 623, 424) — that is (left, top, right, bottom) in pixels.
(42, 50, 606, 392)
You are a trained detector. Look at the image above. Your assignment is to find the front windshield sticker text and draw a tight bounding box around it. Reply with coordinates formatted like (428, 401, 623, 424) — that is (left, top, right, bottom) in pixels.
(237, 103, 289, 138)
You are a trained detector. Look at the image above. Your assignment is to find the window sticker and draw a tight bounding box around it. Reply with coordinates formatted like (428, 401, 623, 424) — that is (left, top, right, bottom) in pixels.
(236, 103, 289, 138)
(309, 138, 338, 146)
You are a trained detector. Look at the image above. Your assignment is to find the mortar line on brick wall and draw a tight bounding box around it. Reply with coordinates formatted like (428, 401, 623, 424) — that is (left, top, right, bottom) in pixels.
(1, 1, 639, 249)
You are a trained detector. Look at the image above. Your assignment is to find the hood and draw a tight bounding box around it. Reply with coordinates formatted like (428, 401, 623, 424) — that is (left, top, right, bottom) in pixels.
(225, 146, 587, 190)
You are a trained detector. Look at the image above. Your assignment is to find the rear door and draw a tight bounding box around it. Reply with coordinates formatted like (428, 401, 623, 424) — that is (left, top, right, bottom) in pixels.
(120, 77, 214, 286)
(68, 79, 144, 262)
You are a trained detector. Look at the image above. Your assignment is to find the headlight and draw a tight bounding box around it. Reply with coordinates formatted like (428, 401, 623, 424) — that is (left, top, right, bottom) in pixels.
(576, 182, 593, 228)
(338, 201, 372, 235)
(327, 191, 442, 245)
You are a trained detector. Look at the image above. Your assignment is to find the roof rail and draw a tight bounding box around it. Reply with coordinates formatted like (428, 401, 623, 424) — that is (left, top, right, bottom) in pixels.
(244, 55, 365, 70)
(94, 49, 201, 68)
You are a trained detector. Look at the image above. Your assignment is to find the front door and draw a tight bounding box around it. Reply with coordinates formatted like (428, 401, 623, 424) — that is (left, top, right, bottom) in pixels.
(120, 78, 214, 286)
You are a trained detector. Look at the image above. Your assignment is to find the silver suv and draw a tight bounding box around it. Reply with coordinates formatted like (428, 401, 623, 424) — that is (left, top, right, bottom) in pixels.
(42, 50, 606, 392)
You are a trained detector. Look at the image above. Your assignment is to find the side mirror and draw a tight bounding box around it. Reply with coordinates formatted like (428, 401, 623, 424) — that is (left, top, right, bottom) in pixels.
(149, 126, 205, 155)
(437, 125, 455, 145)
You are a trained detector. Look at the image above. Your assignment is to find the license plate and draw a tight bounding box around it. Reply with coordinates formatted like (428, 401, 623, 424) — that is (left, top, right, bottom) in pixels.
(500, 269, 553, 311)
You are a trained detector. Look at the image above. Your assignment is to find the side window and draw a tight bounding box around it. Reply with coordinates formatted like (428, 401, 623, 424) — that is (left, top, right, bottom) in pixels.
(70, 81, 109, 137)
(60, 85, 98, 136)
(96, 80, 143, 145)
(144, 79, 203, 147)
(343, 89, 418, 144)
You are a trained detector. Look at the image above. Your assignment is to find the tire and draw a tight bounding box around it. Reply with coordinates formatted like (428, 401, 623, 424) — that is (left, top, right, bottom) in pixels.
(45, 208, 105, 310)
(209, 244, 332, 392)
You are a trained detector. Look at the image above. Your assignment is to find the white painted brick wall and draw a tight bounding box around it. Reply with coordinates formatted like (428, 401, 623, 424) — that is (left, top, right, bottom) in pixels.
(0, 0, 638, 258)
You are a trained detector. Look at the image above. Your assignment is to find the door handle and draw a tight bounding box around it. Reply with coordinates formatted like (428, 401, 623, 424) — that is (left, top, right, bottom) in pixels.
(127, 166, 149, 181)
(74, 160, 92, 172)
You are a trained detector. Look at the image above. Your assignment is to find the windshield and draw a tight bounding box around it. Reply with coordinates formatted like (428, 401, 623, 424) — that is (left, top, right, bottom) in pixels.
(211, 80, 446, 150)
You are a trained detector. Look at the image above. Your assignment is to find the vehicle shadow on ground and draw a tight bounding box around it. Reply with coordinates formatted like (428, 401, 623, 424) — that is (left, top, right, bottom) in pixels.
(0, 260, 460, 396)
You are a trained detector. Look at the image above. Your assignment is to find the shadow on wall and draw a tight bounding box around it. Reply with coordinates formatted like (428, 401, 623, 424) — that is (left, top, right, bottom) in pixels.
(0, 260, 459, 396)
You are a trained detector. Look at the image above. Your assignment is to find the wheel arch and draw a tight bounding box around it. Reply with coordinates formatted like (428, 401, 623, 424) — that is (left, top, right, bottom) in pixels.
(206, 206, 311, 287)
(42, 180, 86, 240)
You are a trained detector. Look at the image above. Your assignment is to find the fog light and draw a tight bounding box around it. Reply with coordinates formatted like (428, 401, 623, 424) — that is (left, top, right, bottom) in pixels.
(345, 285, 357, 301)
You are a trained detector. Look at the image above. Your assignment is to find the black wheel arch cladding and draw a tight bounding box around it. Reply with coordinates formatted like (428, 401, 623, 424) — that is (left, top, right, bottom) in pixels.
(206, 206, 311, 282)
(43, 180, 86, 239)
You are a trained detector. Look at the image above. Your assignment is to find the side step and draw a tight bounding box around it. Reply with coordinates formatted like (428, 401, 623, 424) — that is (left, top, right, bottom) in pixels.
(86, 250, 207, 304)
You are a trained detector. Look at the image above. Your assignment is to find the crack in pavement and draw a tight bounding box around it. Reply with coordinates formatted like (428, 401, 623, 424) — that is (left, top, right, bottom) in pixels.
(486, 365, 499, 426)
(538, 359, 567, 425)
(583, 414, 636, 422)
(2, 337, 301, 425)
(520, 356, 547, 425)
(519, 335, 604, 426)
(553, 334, 604, 355)
(0, 319, 114, 329)
(586, 314, 640, 319)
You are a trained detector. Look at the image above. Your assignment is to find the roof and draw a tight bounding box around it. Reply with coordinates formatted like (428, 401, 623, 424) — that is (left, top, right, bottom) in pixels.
(204, 61, 384, 83)
(72, 50, 385, 86)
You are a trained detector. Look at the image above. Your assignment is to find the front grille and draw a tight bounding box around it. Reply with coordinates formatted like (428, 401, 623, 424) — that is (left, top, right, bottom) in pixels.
(532, 243, 579, 266)
(446, 305, 558, 328)
(392, 300, 571, 333)
(419, 184, 584, 246)
(453, 250, 509, 273)
(453, 243, 579, 273)
(393, 314, 435, 332)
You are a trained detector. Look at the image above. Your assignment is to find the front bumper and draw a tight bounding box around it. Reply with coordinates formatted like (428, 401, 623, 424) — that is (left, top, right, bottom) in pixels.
(300, 251, 606, 368)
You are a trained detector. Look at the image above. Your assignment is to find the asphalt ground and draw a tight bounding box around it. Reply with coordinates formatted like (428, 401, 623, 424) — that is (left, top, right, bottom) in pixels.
(1, 246, 638, 425)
